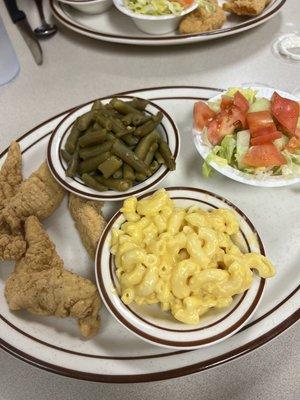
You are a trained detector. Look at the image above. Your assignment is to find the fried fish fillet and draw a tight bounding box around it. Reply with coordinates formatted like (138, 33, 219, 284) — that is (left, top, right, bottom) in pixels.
(179, 0, 226, 34)
(223, 0, 271, 16)
(0, 142, 26, 261)
(5, 216, 101, 338)
(68, 194, 106, 260)
(2, 162, 65, 232)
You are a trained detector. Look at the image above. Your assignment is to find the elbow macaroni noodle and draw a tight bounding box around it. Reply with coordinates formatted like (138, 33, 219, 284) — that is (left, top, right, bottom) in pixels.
(111, 189, 276, 324)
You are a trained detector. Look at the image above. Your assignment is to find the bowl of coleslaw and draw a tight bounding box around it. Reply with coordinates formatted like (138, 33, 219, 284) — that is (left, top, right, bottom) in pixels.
(113, 0, 198, 35)
(193, 86, 300, 187)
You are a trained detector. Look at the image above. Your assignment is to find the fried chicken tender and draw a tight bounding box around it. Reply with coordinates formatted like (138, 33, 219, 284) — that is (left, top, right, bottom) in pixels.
(223, 0, 270, 16)
(0, 142, 26, 261)
(179, 0, 226, 34)
(5, 216, 101, 338)
(2, 162, 65, 232)
(69, 194, 106, 260)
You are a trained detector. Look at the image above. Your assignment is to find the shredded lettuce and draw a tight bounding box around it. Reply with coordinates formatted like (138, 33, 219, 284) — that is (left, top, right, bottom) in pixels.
(281, 150, 300, 176)
(207, 100, 221, 113)
(198, 0, 217, 13)
(249, 98, 271, 113)
(125, 0, 184, 16)
(235, 130, 250, 168)
(274, 135, 289, 151)
(218, 135, 236, 164)
(202, 146, 228, 178)
(225, 87, 257, 104)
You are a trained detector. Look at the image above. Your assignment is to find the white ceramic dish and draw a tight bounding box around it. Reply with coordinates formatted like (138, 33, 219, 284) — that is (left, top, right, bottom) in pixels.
(50, 0, 286, 46)
(112, 0, 197, 35)
(59, 0, 112, 15)
(0, 86, 298, 382)
(193, 86, 300, 188)
(96, 187, 266, 350)
(47, 95, 180, 201)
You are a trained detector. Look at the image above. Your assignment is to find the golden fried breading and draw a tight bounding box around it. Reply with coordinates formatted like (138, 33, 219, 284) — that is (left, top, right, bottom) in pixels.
(2, 162, 65, 232)
(223, 0, 270, 16)
(5, 216, 101, 338)
(0, 141, 22, 209)
(179, 0, 226, 34)
(69, 194, 106, 260)
(0, 142, 26, 261)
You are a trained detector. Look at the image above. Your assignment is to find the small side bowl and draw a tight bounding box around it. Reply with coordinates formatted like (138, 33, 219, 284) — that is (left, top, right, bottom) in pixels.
(47, 96, 180, 202)
(59, 0, 112, 15)
(193, 86, 300, 188)
(113, 0, 198, 35)
(95, 187, 266, 350)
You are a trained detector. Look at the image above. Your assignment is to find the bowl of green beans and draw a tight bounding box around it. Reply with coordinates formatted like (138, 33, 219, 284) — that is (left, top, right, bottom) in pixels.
(47, 96, 180, 201)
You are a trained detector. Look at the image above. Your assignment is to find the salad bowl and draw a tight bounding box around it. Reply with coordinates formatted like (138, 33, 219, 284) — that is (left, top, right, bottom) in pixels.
(193, 86, 300, 187)
(59, 0, 113, 15)
(113, 0, 198, 34)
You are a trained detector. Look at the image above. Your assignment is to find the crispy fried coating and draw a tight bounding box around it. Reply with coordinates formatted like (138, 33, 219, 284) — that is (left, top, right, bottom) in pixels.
(2, 162, 65, 232)
(0, 141, 22, 209)
(0, 142, 26, 261)
(5, 216, 101, 338)
(179, 0, 226, 34)
(68, 194, 106, 260)
(223, 0, 270, 16)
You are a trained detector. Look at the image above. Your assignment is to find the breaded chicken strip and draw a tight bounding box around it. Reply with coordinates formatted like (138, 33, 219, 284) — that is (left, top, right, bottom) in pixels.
(5, 216, 101, 338)
(0, 142, 26, 261)
(0, 141, 22, 209)
(223, 0, 271, 16)
(69, 194, 106, 259)
(2, 162, 65, 232)
(179, 0, 226, 34)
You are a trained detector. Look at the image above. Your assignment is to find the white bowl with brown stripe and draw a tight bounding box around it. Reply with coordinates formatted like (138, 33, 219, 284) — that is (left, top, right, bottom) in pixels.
(95, 187, 266, 350)
(47, 96, 180, 201)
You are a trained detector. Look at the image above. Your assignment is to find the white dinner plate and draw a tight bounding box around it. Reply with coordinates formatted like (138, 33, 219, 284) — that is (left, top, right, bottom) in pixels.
(50, 0, 286, 46)
(193, 86, 300, 187)
(0, 86, 299, 383)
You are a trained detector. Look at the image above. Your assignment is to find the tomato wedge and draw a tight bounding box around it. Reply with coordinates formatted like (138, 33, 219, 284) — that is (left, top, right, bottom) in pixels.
(250, 131, 282, 146)
(251, 125, 278, 138)
(221, 96, 233, 110)
(174, 0, 194, 7)
(285, 137, 300, 153)
(271, 92, 299, 135)
(233, 91, 249, 114)
(243, 144, 287, 167)
(247, 111, 276, 136)
(193, 101, 215, 131)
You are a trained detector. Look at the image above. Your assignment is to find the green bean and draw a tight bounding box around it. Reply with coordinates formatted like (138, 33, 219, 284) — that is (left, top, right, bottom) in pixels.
(132, 115, 152, 127)
(66, 147, 80, 178)
(134, 130, 161, 160)
(79, 129, 107, 147)
(61, 149, 72, 163)
(159, 140, 176, 171)
(81, 174, 108, 192)
(123, 164, 135, 181)
(121, 112, 141, 126)
(122, 134, 139, 146)
(111, 98, 142, 115)
(78, 152, 110, 174)
(150, 160, 159, 173)
(111, 140, 151, 175)
(95, 114, 113, 130)
(109, 117, 128, 138)
(65, 122, 81, 154)
(113, 168, 123, 179)
(154, 150, 165, 164)
(91, 100, 104, 111)
(135, 172, 147, 182)
(129, 98, 149, 111)
(134, 112, 163, 137)
(79, 141, 113, 159)
(144, 142, 159, 165)
(94, 175, 133, 191)
(77, 111, 96, 131)
(98, 155, 123, 179)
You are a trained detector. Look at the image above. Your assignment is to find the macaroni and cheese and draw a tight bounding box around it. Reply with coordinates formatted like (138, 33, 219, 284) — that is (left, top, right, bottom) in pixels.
(110, 189, 275, 324)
